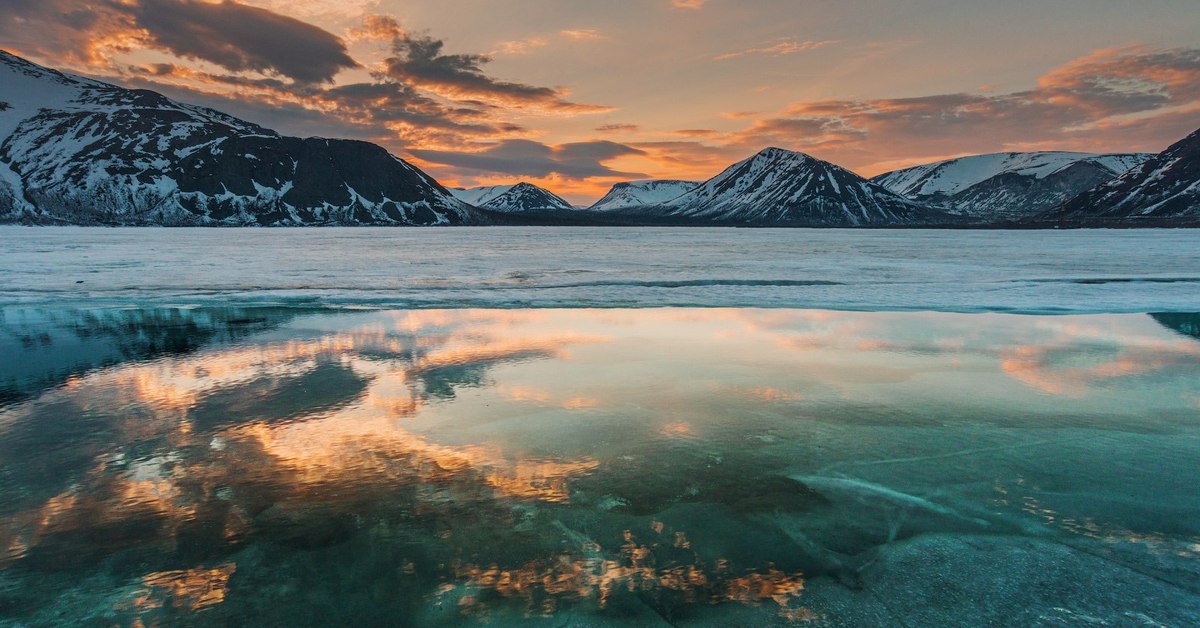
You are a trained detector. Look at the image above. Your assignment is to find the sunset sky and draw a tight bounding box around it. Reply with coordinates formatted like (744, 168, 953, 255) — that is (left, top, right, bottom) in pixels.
(3, 0, 1199, 202)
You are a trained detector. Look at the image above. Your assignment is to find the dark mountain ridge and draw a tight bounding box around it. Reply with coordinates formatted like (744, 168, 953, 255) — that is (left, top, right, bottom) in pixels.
(0, 50, 486, 226)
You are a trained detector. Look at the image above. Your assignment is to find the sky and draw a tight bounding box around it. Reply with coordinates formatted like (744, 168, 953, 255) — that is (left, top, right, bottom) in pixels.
(2, 0, 1199, 203)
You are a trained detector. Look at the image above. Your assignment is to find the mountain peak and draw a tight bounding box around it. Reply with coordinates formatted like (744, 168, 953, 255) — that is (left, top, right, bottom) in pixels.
(660, 146, 946, 226)
(0, 49, 86, 86)
(753, 147, 811, 161)
(0, 49, 39, 71)
(469, 181, 573, 213)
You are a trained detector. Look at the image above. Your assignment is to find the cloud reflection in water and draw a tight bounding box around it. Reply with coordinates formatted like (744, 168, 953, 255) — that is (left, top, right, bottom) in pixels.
(0, 308, 1198, 624)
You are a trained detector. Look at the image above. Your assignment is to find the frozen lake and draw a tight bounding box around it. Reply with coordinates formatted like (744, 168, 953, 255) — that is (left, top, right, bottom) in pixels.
(2, 226, 1199, 313)
(0, 307, 1198, 625)
(1, 228, 1198, 624)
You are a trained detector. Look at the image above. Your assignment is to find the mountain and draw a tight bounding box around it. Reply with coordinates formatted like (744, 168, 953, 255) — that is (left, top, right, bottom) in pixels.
(0, 50, 486, 226)
(648, 148, 950, 226)
(451, 182, 574, 214)
(872, 152, 1151, 221)
(1042, 128, 1200, 226)
(449, 185, 512, 207)
(589, 180, 699, 211)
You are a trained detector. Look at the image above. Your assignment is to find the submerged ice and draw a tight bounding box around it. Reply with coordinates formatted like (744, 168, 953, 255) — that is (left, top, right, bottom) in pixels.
(0, 307, 1198, 625)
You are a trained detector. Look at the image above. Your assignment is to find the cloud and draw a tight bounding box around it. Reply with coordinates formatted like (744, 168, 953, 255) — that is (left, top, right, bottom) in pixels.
(733, 117, 867, 152)
(725, 46, 1200, 175)
(380, 30, 612, 112)
(347, 14, 407, 42)
(625, 140, 744, 180)
(492, 37, 550, 56)
(410, 139, 647, 179)
(672, 0, 708, 9)
(721, 110, 762, 120)
(3, 8, 614, 159)
(115, 62, 514, 148)
(595, 123, 640, 133)
(715, 39, 840, 61)
(0, 0, 357, 84)
(560, 29, 604, 41)
(129, 0, 358, 83)
(0, 0, 134, 65)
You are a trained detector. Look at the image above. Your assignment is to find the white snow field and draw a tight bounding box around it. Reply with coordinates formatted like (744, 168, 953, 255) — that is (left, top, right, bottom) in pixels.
(1, 226, 1198, 312)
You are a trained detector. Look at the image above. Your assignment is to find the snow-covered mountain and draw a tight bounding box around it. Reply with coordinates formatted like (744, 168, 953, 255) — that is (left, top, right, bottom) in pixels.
(588, 180, 699, 211)
(1045, 128, 1200, 225)
(449, 185, 512, 207)
(0, 50, 485, 226)
(653, 148, 950, 226)
(453, 182, 574, 214)
(872, 152, 1151, 221)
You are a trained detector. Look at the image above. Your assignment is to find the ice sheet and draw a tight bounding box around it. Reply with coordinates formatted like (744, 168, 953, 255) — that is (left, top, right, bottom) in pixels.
(2, 226, 1198, 313)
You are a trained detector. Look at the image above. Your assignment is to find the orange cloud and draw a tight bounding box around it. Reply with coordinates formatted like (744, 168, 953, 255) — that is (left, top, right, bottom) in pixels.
(595, 123, 640, 133)
(347, 14, 407, 42)
(727, 46, 1200, 176)
(561, 29, 604, 41)
(492, 37, 550, 56)
(715, 39, 840, 61)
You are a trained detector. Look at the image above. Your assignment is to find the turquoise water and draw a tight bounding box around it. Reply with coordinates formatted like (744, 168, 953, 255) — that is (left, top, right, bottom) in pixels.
(1, 307, 1198, 625)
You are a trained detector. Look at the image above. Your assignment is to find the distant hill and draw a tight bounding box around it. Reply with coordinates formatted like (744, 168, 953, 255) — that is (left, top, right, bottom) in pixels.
(452, 182, 575, 214)
(589, 180, 699, 212)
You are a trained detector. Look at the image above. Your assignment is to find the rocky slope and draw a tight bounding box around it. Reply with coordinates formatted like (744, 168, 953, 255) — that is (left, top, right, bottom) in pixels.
(1042, 128, 1200, 225)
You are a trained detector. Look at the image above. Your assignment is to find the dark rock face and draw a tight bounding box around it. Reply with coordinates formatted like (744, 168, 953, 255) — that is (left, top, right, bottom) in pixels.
(656, 148, 951, 226)
(1045, 128, 1200, 225)
(0, 50, 484, 226)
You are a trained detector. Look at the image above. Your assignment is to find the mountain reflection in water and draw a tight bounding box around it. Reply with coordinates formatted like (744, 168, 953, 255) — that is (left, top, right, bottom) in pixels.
(0, 308, 1198, 625)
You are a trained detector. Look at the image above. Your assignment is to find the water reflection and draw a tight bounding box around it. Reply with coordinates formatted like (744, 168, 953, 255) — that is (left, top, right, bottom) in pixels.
(0, 308, 1198, 625)
(0, 307, 299, 406)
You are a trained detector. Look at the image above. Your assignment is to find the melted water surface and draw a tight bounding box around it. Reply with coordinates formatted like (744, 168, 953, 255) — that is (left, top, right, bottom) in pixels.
(1, 308, 1198, 625)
